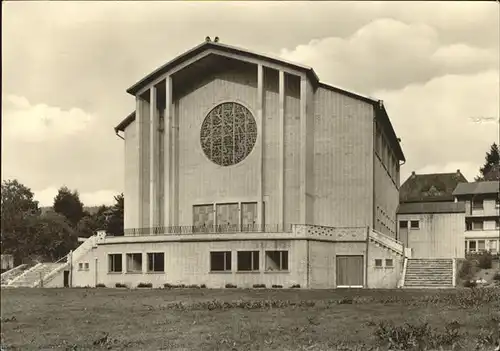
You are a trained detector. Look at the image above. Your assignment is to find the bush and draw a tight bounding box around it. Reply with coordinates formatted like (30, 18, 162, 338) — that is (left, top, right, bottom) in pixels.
(477, 251, 493, 269)
(272, 284, 283, 289)
(137, 282, 153, 288)
(253, 284, 266, 288)
(115, 283, 127, 288)
(200, 284, 207, 289)
(225, 283, 237, 288)
(493, 272, 500, 281)
(463, 280, 477, 288)
(291, 284, 301, 288)
(458, 259, 475, 280)
(96, 283, 106, 288)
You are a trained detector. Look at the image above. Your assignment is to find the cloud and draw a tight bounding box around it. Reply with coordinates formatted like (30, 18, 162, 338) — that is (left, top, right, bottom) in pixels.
(34, 187, 118, 207)
(374, 70, 500, 183)
(278, 18, 499, 94)
(2, 95, 94, 143)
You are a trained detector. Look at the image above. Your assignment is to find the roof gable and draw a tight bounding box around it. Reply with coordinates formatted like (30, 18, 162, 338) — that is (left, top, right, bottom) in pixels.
(399, 171, 468, 203)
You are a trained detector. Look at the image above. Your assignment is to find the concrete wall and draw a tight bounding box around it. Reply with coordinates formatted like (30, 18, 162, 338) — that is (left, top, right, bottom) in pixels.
(311, 87, 374, 227)
(398, 213, 465, 258)
(71, 248, 98, 288)
(44, 269, 65, 288)
(308, 241, 367, 288)
(124, 121, 138, 230)
(366, 243, 403, 289)
(91, 239, 308, 289)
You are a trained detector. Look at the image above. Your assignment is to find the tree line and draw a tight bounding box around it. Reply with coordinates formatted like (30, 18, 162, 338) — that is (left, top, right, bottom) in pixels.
(1, 180, 124, 265)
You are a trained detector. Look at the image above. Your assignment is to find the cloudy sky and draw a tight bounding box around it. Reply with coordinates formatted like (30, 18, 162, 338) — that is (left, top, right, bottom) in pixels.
(2, 1, 499, 207)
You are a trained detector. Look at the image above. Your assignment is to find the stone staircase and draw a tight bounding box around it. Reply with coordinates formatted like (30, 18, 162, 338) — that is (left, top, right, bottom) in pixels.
(403, 258, 454, 288)
(7, 262, 67, 287)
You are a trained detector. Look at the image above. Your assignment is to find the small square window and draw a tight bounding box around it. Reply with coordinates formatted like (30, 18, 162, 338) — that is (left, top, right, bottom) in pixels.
(78, 263, 83, 271)
(237, 251, 259, 271)
(210, 251, 231, 272)
(385, 259, 394, 267)
(84, 263, 89, 270)
(374, 259, 383, 267)
(472, 199, 483, 209)
(472, 221, 484, 230)
(399, 221, 408, 229)
(410, 220, 419, 230)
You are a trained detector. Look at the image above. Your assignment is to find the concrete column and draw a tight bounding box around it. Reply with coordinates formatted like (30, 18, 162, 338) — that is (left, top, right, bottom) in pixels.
(150, 86, 159, 227)
(164, 76, 172, 228)
(278, 70, 285, 229)
(300, 76, 307, 225)
(136, 96, 144, 228)
(257, 64, 264, 229)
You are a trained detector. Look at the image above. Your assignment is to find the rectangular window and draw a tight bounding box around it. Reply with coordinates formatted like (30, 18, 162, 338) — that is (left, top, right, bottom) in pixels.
(374, 259, 383, 267)
(210, 251, 231, 272)
(489, 240, 498, 252)
(216, 203, 239, 232)
(237, 251, 259, 271)
(78, 263, 83, 271)
(193, 204, 214, 232)
(496, 220, 500, 229)
(472, 221, 484, 230)
(399, 221, 408, 229)
(108, 254, 122, 273)
(468, 241, 477, 252)
(126, 253, 142, 273)
(472, 199, 483, 209)
(410, 220, 420, 230)
(265, 251, 289, 271)
(385, 259, 394, 267)
(478, 240, 486, 251)
(84, 262, 89, 270)
(147, 253, 165, 272)
(241, 202, 258, 231)
(496, 198, 500, 208)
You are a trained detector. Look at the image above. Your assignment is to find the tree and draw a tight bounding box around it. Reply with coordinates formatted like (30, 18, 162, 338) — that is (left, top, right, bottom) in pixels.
(0, 180, 41, 264)
(105, 194, 124, 236)
(53, 186, 85, 227)
(475, 143, 500, 181)
(31, 212, 78, 261)
(76, 205, 109, 238)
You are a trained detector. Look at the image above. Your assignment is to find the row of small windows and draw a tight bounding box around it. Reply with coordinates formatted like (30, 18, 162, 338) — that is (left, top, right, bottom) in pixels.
(471, 198, 500, 209)
(78, 262, 89, 271)
(210, 250, 289, 272)
(106, 251, 289, 273)
(465, 239, 498, 253)
(466, 220, 500, 231)
(374, 258, 394, 268)
(399, 220, 420, 230)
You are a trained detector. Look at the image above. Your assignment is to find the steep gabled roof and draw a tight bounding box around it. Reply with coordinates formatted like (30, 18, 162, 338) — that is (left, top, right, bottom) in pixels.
(453, 180, 500, 197)
(115, 40, 405, 161)
(399, 171, 468, 203)
(397, 201, 465, 214)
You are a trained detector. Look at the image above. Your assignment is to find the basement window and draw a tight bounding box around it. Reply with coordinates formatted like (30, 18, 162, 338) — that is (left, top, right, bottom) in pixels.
(374, 259, 383, 268)
(126, 253, 142, 273)
(237, 251, 259, 272)
(410, 220, 420, 230)
(147, 253, 165, 272)
(265, 251, 289, 271)
(210, 251, 231, 272)
(108, 254, 122, 273)
(385, 259, 394, 268)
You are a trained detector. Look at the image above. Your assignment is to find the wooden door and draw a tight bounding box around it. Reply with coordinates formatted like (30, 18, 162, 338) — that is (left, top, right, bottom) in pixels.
(336, 255, 364, 288)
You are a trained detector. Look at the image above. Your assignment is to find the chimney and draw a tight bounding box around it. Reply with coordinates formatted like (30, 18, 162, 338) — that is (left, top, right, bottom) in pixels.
(411, 171, 416, 177)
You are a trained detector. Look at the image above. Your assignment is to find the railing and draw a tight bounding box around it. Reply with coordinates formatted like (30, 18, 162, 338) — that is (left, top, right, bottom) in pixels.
(1, 264, 27, 285)
(33, 253, 70, 288)
(122, 224, 293, 236)
(370, 229, 404, 255)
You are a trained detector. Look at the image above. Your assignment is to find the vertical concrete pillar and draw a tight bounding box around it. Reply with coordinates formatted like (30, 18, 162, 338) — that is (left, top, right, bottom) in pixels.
(278, 70, 285, 230)
(300, 76, 307, 224)
(136, 96, 144, 228)
(150, 86, 159, 227)
(164, 76, 173, 228)
(257, 64, 264, 229)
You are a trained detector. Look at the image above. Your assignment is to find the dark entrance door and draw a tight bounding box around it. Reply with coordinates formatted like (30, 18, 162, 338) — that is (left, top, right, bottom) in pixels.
(63, 271, 70, 288)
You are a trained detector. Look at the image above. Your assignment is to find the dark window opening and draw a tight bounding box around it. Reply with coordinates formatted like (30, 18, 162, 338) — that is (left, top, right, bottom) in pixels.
(410, 220, 420, 230)
(265, 251, 289, 271)
(237, 251, 259, 271)
(108, 254, 122, 273)
(147, 253, 164, 272)
(210, 251, 231, 271)
(126, 253, 142, 273)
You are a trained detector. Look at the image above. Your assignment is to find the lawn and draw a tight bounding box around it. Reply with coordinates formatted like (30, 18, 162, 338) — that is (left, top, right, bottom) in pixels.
(1, 287, 499, 350)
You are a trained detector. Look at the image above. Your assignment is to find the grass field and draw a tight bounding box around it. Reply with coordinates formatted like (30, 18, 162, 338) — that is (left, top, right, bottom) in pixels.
(1, 287, 499, 350)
